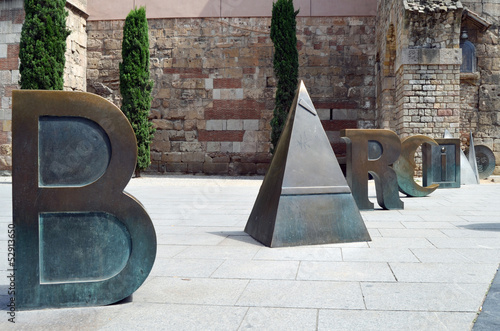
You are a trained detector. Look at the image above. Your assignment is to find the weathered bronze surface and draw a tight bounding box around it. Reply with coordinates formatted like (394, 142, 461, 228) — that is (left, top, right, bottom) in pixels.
(13, 90, 157, 309)
(341, 129, 404, 210)
(422, 138, 461, 188)
(393, 135, 439, 197)
(474, 145, 496, 179)
(245, 82, 370, 247)
(444, 130, 477, 185)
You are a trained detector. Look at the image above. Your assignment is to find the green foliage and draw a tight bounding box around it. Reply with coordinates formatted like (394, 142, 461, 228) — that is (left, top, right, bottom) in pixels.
(270, 0, 299, 153)
(19, 0, 70, 90)
(119, 7, 155, 175)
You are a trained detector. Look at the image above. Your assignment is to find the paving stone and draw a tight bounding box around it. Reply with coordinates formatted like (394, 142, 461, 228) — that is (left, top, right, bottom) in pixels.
(253, 246, 342, 262)
(440, 229, 500, 238)
(361, 282, 489, 311)
(364, 221, 406, 229)
(389, 262, 498, 283)
(409, 248, 471, 263)
(427, 238, 500, 249)
(212, 260, 299, 280)
(297, 261, 396, 282)
(342, 248, 419, 262)
(1, 176, 500, 329)
(452, 249, 500, 263)
(174, 245, 260, 260)
(401, 221, 456, 229)
(318, 310, 476, 331)
(100, 303, 248, 331)
(155, 245, 189, 258)
(378, 229, 448, 238)
(239, 307, 317, 331)
(149, 258, 224, 277)
(367, 237, 435, 248)
(134, 277, 249, 305)
(237, 280, 365, 309)
(158, 233, 228, 246)
(473, 268, 500, 330)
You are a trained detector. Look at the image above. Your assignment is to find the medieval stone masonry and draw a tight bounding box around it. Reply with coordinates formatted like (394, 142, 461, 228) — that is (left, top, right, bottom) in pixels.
(87, 16, 376, 175)
(0, 0, 88, 174)
(0, 0, 499, 176)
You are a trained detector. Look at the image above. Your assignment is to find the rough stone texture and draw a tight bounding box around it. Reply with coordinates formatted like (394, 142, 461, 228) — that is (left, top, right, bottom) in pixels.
(0, 0, 22, 174)
(0, 0, 88, 175)
(377, 0, 500, 175)
(458, 1, 500, 175)
(1, 1, 499, 175)
(87, 16, 376, 175)
(64, 0, 88, 92)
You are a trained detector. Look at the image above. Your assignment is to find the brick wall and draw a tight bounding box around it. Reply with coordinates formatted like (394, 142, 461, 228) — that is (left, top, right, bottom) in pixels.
(0, 0, 88, 175)
(87, 16, 376, 175)
(0, 0, 23, 174)
(461, 1, 500, 174)
(395, 62, 461, 138)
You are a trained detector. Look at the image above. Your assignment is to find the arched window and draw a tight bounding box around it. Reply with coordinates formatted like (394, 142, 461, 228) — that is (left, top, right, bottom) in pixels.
(460, 40, 476, 73)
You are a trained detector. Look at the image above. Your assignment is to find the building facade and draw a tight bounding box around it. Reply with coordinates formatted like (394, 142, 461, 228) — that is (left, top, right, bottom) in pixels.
(0, 0, 499, 176)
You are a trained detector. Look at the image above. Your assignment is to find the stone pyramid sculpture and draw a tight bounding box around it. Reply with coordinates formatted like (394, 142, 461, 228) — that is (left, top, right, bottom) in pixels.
(244, 81, 371, 247)
(444, 130, 479, 185)
(467, 132, 480, 184)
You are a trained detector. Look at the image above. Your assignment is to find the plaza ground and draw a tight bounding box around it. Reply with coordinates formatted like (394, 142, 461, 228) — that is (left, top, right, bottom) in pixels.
(0, 175, 499, 330)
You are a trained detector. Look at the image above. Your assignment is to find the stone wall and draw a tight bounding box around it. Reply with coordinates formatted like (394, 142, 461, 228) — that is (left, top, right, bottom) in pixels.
(0, 0, 88, 175)
(87, 16, 376, 175)
(461, 1, 500, 174)
(0, 0, 23, 174)
(64, 0, 88, 91)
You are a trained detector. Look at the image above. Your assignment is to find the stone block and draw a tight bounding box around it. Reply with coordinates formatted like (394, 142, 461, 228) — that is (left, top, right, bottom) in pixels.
(233, 142, 241, 153)
(152, 119, 174, 130)
(188, 162, 204, 173)
(241, 142, 257, 153)
(151, 138, 171, 152)
(162, 152, 182, 163)
(227, 119, 243, 130)
(221, 142, 233, 153)
(243, 131, 258, 142)
(181, 152, 205, 163)
(206, 119, 225, 130)
(230, 162, 257, 175)
(243, 119, 259, 131)
(180, 142, 203, 152)
(166, 162, 187, 173)
(184, 119, 197, 131)
(207, 142, 221, 152)
(203, 162, 228, 175)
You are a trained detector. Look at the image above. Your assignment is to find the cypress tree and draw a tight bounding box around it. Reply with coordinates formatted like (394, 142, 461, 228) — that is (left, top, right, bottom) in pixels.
(119, 7, 155, 176)
(19, 0, 70, 90)
(270, 0, 299, 153)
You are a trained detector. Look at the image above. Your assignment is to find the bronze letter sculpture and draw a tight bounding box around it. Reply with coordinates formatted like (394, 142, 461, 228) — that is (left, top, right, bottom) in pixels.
(13, 91, 156, 309)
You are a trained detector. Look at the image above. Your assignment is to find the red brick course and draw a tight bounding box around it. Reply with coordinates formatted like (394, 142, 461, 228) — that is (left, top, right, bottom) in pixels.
(163, 67, 208, 79)
(198, 130, 245, 142)
(213, 78, 242, 89)
(205, 100, 265, 120)
(321, 120, 357, 131)
(315, 101, 358, 109)
(0, 58, 18, 70)
(0, 9, 24, 24)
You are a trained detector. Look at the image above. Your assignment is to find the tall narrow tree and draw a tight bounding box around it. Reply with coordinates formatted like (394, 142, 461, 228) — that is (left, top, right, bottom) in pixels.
(19, 0, 70, 90)
(120, 7, 155, 176)
(270, 0, 299, 153)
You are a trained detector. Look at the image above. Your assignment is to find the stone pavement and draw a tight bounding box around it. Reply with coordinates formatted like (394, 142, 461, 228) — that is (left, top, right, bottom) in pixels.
(0, 175, 499, 330)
